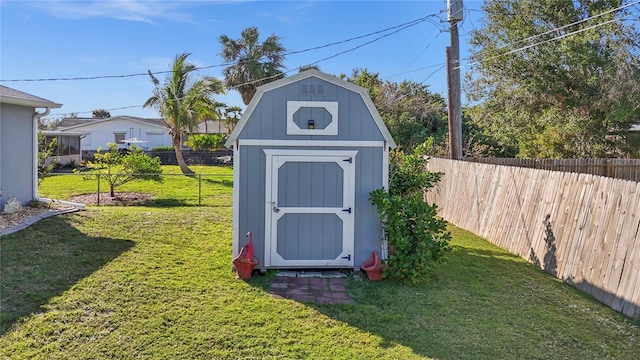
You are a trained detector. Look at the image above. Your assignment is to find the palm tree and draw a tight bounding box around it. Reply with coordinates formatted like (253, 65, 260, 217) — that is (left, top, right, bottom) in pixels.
(223, 105, 243, 133)
(144, 53, 224, 175)
(92, 109, 111, 118)
(219, 27, 286, 105)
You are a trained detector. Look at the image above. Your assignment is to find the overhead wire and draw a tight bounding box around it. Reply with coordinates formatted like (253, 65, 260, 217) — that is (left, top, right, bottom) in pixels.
(45, 2, 638, 117)
(466, 0, 639, 65)
(46, 12, 447, 116)
(2, 13, 443, 83)
(459, 15, 629, 70)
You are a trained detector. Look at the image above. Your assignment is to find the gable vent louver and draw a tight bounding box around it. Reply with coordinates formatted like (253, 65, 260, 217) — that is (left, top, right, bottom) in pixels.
(301, 84, 323, 95)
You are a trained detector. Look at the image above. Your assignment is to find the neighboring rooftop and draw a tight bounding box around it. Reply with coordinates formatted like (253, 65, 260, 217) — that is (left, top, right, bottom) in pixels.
(56, 116, 228, 133)
(195, 120, 228, 134)
(0, 85, 62, 109)
(56, 116, 166, 129)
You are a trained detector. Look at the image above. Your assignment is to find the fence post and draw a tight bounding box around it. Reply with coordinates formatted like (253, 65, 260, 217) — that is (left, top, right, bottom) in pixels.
(198, 174, 202, 206)
(97, 174, 100, 206)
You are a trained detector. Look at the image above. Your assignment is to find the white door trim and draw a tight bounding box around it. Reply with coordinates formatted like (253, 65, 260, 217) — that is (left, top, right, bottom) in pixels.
(264, 149, 357, 267)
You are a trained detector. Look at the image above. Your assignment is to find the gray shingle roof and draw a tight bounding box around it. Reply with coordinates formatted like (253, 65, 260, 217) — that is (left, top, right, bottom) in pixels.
(0, 85, 62, 108)
(55, 116, 167, 130)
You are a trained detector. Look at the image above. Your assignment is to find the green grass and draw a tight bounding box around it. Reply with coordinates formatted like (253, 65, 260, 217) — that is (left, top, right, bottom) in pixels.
(44, 165, 233, 207)
(1, 166, 638, 359)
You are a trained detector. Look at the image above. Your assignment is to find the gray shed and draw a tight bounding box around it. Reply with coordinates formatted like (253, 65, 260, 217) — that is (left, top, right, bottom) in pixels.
(225, 69, 396, 270)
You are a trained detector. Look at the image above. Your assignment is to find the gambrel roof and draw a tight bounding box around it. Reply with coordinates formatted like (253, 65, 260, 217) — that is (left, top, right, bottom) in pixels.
(225, 69, 396, 148)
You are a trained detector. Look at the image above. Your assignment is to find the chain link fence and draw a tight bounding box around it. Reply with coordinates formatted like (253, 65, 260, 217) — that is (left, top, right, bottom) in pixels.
(42, 172, 233, 207)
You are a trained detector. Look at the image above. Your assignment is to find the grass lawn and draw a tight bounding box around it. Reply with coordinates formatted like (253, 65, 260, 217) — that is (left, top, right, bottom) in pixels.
(1, 165, 638, 359)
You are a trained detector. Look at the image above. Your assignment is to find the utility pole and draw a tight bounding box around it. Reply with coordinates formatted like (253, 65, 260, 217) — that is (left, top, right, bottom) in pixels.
(447, 0, 463, 160)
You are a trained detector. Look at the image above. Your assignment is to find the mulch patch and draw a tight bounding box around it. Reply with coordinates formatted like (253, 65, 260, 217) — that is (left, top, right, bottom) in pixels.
(70, 192, 153, 206)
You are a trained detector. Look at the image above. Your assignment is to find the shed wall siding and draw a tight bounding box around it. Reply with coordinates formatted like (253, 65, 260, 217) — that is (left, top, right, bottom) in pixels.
(0, 103, 35, 206)
(237, 145, 384, 269)
(237, 77, 385, 143)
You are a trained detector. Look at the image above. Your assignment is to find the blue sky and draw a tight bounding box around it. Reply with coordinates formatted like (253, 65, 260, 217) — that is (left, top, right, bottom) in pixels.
(1, 0, 483, 120)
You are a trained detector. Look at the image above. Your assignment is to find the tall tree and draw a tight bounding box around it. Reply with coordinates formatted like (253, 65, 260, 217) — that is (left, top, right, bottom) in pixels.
(219, 27, 286, 105)
(467, 0, 640, 158)
(223, 105, 243, 133)
(92, 109, 111, 118)
(346, 68, 448, 151)
(144, 53, 225, 175)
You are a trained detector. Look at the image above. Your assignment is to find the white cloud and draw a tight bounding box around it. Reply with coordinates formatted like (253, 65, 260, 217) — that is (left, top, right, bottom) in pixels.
(27, 0, 198, 24)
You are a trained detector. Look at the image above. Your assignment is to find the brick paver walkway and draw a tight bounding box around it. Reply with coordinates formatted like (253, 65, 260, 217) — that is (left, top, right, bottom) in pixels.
(268, 275, 354, 304)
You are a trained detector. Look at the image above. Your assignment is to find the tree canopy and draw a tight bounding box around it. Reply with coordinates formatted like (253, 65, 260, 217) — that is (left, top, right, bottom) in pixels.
(92, 109, 111, 118)
(84, 143, 162, 197)
(467, 0, 640, 158)
(219, 27, 286, 105)
(345, 68, 448, 151)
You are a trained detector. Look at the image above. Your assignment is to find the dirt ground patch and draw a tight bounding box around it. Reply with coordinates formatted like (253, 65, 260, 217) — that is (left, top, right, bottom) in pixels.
(0, 203, 75, 230)
(70, 192, 153, 206)
(0, 192, 152, 232)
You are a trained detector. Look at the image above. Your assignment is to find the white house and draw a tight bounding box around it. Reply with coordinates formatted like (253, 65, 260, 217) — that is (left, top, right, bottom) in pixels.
(55, 116, 172, 152)
(54, 116, 231, 155)
(0, 85, 62, 207)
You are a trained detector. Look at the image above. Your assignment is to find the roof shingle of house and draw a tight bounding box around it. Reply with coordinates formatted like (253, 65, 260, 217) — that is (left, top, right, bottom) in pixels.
(56, 116, 166, 129)
(0, 85, 62, 108)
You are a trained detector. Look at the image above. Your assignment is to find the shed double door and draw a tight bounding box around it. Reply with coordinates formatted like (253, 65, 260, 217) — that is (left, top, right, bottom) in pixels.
(265, 150, 356, 267)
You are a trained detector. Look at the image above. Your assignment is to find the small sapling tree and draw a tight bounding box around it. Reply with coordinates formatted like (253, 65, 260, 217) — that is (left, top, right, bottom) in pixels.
(369, 139, 451, 282)
(83, 143, 162, 197)
(37, 131, 57, 184)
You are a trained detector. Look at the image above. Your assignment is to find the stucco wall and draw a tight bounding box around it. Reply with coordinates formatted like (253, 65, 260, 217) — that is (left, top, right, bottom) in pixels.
(0, 103, 35, 206)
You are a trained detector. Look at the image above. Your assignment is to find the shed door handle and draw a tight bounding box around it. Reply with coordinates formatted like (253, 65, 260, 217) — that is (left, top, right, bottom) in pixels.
(342, 207, 352, 214)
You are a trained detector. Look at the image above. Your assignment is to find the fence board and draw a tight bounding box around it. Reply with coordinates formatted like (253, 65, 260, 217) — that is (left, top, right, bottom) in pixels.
(425, 158, 640, 320)
(463, 157, 640, 182)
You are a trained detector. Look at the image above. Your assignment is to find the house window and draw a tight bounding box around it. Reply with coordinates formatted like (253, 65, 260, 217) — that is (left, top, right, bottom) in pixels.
(114, 132, 126, 144)
(67, 136, 80, 155)
(59, 136, 70, 155)
(45, 136, 80, 156)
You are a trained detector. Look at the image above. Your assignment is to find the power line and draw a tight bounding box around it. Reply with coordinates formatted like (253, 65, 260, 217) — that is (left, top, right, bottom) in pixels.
(306, 17, 434, 68)
(286, 13, 444, 56)
(46, 12, 448, 116)
(2, 13, 443, 83)
(383, 63, 446, 80)
(51, 61, 449, 118)
(469, 0, 639, 64)
(460, 14, 630, 70)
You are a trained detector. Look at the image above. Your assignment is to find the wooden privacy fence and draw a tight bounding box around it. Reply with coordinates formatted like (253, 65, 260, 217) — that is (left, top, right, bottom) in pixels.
(463, 157, 640, 182)
(425, 158, 640, 320)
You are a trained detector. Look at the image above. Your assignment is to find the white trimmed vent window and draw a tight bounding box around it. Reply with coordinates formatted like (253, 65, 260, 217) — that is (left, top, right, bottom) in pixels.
(286, 101, 338, 136)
